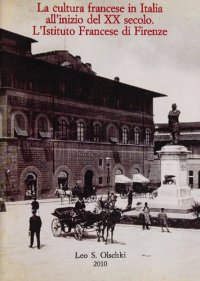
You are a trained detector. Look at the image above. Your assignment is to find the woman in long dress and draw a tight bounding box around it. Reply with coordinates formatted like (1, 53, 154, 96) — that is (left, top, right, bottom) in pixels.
(142, 202, 151, 230)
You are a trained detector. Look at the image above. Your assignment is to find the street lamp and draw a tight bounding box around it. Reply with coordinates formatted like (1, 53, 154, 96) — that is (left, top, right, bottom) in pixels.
(105, 157, 112, 193)
(4, 168, 10, 199)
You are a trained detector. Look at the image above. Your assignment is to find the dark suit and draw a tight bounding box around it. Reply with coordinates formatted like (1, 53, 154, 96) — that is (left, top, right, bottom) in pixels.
(29, 214, 42, 248)
(127, 190, 133, 209)
(75, 199, 86, 220)
(75, 200, 85, 212)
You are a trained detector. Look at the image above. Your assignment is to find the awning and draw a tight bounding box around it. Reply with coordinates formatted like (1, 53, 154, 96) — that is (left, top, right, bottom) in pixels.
(109, 137, 118, 144)
(132, 173, 150, 184)
(15, 127, 28, 137)
(39, 131, 52, 138)
(115, 175, 133, 184)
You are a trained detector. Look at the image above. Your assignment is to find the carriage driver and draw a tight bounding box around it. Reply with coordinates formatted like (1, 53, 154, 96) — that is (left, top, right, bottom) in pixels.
(104, 193, 117, 212)
(66, 209, 76, 233)
(75, 195, 86, 220)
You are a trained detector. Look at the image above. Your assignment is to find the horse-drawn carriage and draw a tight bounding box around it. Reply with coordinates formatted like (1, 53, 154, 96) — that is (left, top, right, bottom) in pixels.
(51, 206, 101, 240)
(54, 188, 97, 203)
(51, 205, 123, 243)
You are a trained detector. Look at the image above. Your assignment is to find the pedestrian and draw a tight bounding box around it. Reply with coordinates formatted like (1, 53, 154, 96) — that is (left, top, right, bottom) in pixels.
(158, 208, 170, 232)
(142, 202, 151, 230)
(127, 187, 133, 209)
(92, 185, 96, 196)
(31, 198, 39, 213)
(73, 183, 81, 197)
(59, 190, 65, 205)
(107, 190, 110, 200)
(29, 209, 42, 249)
(104, 192, 117, 211)
(75, 195, 87, 222)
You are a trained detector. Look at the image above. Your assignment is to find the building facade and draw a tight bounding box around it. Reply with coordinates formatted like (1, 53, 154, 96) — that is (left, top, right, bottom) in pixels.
(151, 122, 200, 188)
(0, 28, 164, 200)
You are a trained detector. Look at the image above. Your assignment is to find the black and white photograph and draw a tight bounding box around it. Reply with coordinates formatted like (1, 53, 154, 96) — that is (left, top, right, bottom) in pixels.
(0, 1, 200, 281)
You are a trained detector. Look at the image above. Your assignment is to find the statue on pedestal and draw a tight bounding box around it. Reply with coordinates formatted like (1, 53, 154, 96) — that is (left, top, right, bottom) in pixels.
(168, 103, 180, 144)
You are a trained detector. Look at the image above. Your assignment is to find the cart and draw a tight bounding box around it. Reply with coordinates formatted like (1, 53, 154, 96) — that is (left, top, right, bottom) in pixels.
(51, 207, 101, 240)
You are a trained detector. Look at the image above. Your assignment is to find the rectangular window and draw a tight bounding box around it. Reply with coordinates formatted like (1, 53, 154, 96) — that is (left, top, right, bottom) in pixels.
(98, 159, 103, 167)
(189, 170, 194, 187)
(189, 170, 193, 176)
(98, 177, 103, 185)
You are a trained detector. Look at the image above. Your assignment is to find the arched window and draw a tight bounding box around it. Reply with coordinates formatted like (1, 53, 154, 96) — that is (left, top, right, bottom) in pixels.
(109, 125, 116, 137)
(122, 127, 128, 144)
(77, 122, 85, 141)
(134, 128, 140, 145)
(115, 168, 123, 175)
(108, 124, 118, 144)
(14, 113, 28, 137)
(94, 123, 101, 142)
(38, 117, 48, 132)
(58, 171, 68, 190)
(25, 172, 37, 199)
(38, 116, 50, 138)
(145, 129, 151, 145)
(133, 168, 140, 174)
(14, 114, 25, 130)
(58, 119, 68, 140)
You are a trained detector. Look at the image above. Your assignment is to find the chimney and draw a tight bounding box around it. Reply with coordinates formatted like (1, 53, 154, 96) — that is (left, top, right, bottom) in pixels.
(86, 63, 92, 72)
(114, 77, 120, 82)
(75, 55, 81, 64)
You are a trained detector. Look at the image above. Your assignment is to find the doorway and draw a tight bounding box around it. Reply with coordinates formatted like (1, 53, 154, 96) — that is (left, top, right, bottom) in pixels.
(58, 171, 68, 190)
(25, 172, 37, 199)
(84, 170, 94, 195)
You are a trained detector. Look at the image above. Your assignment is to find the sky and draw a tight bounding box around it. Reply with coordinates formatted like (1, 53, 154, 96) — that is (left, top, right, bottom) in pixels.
(1, 0, 200, 123)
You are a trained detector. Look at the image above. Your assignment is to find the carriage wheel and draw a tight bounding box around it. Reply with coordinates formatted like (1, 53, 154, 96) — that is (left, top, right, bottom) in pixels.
(120, 192, 127, 199)
(74, 224, 83, 240)
(51, 218, 62, 237)
(90, 195, 97, 202)
(84, 197, 90, 203)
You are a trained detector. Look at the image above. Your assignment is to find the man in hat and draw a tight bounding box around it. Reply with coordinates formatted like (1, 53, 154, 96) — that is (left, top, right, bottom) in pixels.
(168, 103, 181, 144)
(29, 209, 42, 249)
(75, 195, 86, 221)
(75, 195, 86, 212)
(31, 198, 39, 213)
(142, 202, 151, 230)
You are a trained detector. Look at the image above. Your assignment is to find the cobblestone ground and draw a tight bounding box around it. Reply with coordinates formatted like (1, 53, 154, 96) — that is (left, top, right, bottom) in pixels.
(1, 200, 200, 281)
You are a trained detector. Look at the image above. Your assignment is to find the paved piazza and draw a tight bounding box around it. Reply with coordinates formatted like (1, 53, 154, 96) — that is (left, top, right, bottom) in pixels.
(1, 199, 200, 281)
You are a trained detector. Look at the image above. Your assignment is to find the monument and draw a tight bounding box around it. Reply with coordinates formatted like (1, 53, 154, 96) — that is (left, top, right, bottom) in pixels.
(150, 104, 194, 214)
(168, 103, 180, 145)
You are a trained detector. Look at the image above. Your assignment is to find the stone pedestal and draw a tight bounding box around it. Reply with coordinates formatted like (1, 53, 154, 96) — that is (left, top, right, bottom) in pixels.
(150, 145, 194, 213)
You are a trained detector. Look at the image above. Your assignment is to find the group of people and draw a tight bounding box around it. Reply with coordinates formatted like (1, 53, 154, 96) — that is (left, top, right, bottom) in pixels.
(28, 190, 118, 248)
(74, 191, 117, 215)
(141, 202, 170, 232)
(28, 192, 171, 249)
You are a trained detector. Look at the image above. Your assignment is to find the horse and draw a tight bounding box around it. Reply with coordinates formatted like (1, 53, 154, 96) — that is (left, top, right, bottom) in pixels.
(55, 189, 72, 203)
(97, 208, 123, 244)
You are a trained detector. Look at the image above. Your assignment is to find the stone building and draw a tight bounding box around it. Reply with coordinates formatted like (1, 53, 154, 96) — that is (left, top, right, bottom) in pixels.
(151, 122, 200, 188)
(0, 28, 165, 200)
